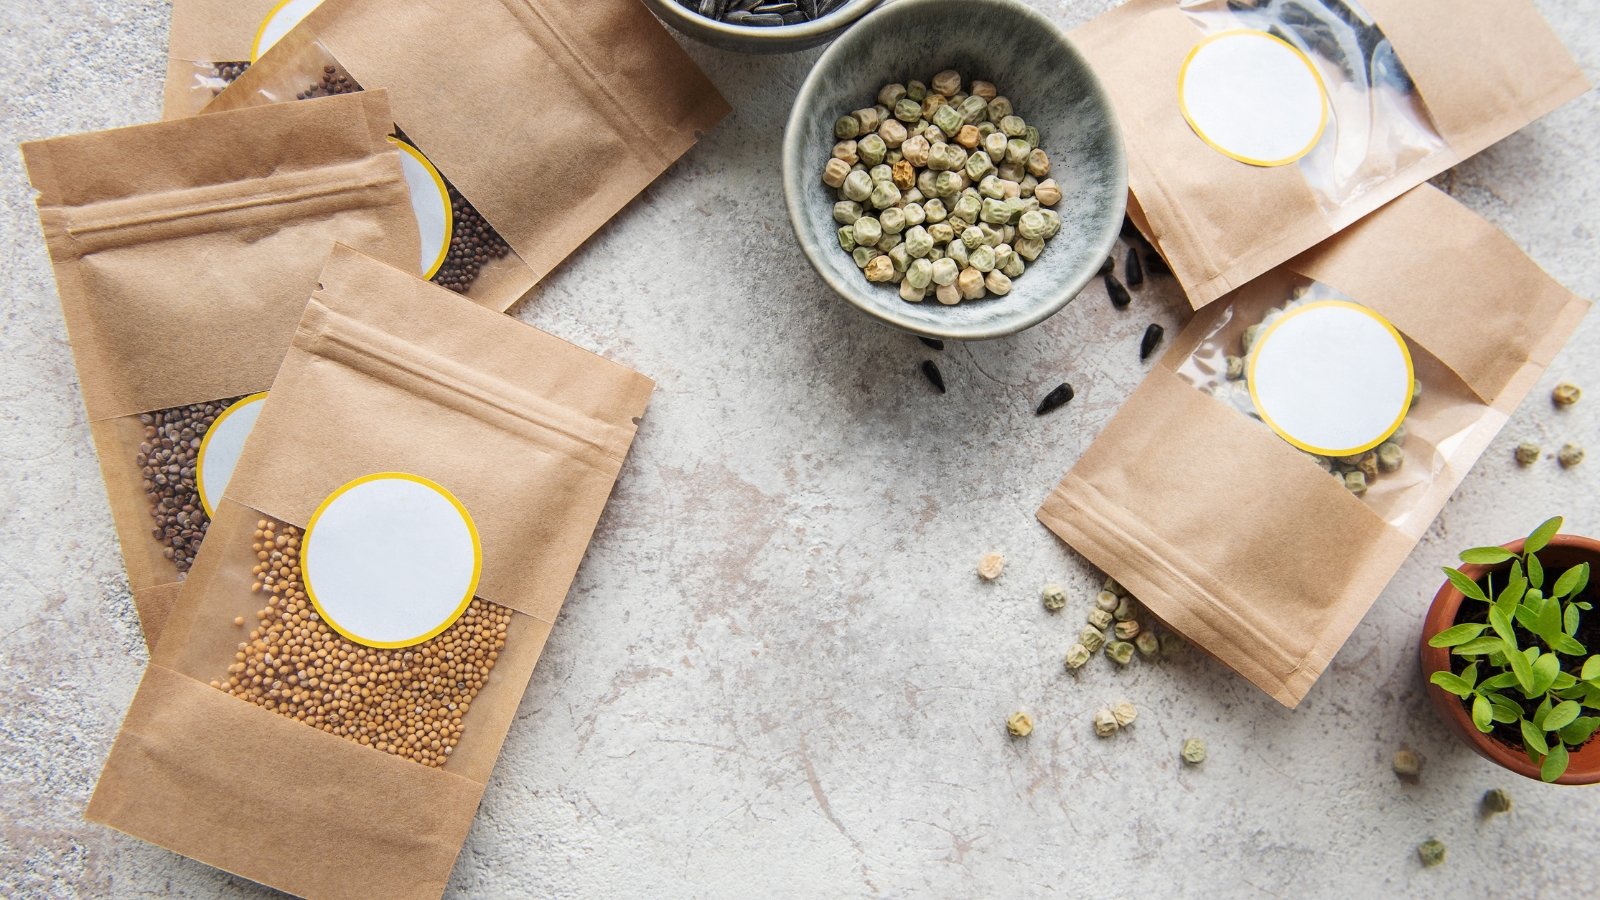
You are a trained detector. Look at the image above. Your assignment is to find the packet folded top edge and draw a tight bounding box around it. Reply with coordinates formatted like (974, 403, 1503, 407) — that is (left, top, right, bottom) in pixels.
(22, 90, 395, 211)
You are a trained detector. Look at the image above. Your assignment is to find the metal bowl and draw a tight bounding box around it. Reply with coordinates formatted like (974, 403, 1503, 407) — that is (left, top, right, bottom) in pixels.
(640, 0, 885, 54)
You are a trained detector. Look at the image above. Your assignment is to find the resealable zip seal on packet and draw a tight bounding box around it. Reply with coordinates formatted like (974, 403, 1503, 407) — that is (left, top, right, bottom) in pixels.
(88, 246, 655, 900)
(1038, 185, 1589, 708)
(1073, 0, 1589, 309)
(202, 0, 731, 314)
(21, 92, 419, 647)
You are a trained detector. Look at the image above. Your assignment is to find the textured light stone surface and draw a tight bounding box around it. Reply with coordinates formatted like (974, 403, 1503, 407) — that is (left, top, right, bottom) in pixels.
(2, 1, 1598, 896)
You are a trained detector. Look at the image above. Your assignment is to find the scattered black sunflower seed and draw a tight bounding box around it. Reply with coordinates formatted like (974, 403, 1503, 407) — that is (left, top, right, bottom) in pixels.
(1104, 272, 1131, 309)
(1035, 383, 1075, 416)
(1140, 324, 1165, 361)
(921, 360, 946, 394)
(681, 0, 845, 25)
(1098, 254, 1115, 277)
(1124, 246, 1144, 287)
(918, 336, 945, 351)
(1120, 216, 1141, 241)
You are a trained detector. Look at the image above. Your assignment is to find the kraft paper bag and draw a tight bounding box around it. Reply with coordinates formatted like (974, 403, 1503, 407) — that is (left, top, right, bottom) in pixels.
(21, 92, 419, 647)
(1074, 0, 1588, 309)
(162, 0, 284, 118)
(1037, 185, 1589, 707)
(88, 246, 655, 899)
(204, 0, 731, 313)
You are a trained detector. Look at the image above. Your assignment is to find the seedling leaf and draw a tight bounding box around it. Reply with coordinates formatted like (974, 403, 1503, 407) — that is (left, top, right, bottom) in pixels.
(1526, 516, 1562, 555)
(1541, 742, 1569, 782)
(1553, 562, 1588, 599)
(1429, 623, 1487, 648)
(1444, 567, 1489, 603)
(1544, 700, 1581, 733)
(1472, 695, 1494, 732)
(1454, 637, 1504, 657)
(1559, 717, 1600, 746)
(1487, 693, 1522, 723)
(1429, 671, 1474, 698)
(1521, 718, 1549, 755)
(1532, 654, 1560, 697)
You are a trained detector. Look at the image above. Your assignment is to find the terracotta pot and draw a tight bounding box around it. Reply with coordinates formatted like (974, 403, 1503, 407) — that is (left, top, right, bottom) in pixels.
(1420, 534, 1600, 785)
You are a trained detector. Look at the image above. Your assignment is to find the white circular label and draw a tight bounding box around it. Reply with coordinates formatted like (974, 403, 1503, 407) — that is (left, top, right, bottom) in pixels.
(251, 0, 325, 61)
(387, 138, 453, 280)
(196, 393, 269, 517)
(1178, 30, 1329, 167)
(1248, 301, 1414, 457)
(301, 474, 481, 648)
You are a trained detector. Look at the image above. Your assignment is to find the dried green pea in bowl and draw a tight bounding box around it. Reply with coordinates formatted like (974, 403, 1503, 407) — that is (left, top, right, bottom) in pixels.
(781, 0, 1126, 341)
(823, 70, 1065, 307)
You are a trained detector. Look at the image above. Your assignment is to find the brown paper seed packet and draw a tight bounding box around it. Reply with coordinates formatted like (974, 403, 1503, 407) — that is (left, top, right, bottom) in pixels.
(203, 0, 731, 313)
(21, 91, 420, 648)
(1037, 185, 1589, 708)
(161, 0, 284, 119)
(88, 245, 654, 900)
(1073, 0, 1589, 309)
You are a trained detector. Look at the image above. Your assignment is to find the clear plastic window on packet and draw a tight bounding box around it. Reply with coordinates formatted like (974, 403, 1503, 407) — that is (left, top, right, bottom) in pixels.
(1180, 0, 1445, 214)
(203, 38, 528, 304)
(1174, 273, 1484, 532)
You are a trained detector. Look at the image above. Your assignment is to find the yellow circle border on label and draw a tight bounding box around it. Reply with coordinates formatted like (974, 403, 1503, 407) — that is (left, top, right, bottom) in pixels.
(1246, 300, 1415, 458)
(1177, 29, 1331, 168)
(251, 0, 298, 62)
(386, 136, 454, 280)
(195, 392, 270, 518)
(300, 472, 483, 650)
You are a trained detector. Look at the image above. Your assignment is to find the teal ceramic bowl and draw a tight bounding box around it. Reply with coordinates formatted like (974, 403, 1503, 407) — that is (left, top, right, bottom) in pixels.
(782, 0, 1126, 340)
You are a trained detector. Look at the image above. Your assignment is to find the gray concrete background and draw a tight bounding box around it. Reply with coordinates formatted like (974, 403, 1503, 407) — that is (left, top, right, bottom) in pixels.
(3, 1, 1598, 896)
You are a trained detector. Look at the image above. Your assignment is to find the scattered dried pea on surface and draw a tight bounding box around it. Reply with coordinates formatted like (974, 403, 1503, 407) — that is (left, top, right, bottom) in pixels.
(1481, 788, 1512, 815)
(1111, 701, 1137, 727)
(1558, 442, 1584, 468)
(1092, 708, 1119, 737)
(977, 551, 1006, 580)
(1392, 749, 1421, 780)
(1064, 643, 1092, 670)
(1041, 583, 1067, 612)
(211, 518, 511, 769)
(1007, 711, 1034, 737)
(1134, 631, 1159, 657)
(1515, 441, 1541, 466)
(1181, 738, 1207, 765)
(1552, 382, 1581, 407)
(820, 71, 1062, 304)
(1113, 595, 1138, 622)
(1105, 641, 1135, 665)
(1417, 839, 1446, 868)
